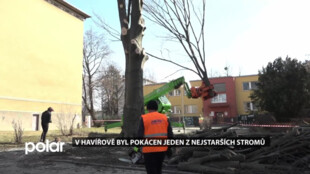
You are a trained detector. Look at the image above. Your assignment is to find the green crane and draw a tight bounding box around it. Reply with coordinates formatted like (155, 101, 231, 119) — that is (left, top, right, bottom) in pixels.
(143, 76, 191, 114)
(104, 76, 215, 131)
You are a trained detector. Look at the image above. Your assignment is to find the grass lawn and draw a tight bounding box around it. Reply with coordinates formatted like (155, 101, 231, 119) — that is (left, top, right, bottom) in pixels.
(0, 127, 121, 150)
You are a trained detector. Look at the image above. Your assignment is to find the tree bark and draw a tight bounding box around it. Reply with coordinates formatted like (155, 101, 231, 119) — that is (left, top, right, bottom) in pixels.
(117, 0, 147, 137)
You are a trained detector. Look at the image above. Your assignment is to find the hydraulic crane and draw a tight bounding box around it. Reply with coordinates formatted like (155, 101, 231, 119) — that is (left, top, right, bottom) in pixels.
(104, 76, 216, 131)
(144, 76, 216, 113)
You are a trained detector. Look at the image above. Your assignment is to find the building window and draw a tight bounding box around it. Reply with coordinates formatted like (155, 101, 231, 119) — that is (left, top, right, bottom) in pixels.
(184, 88, 189, 96)
(169, 89, 181, 96)
(184, 105, 198, 114)
(175, 89, 181, 96)
(211, 93, 227, 103)
(214, 83, 226, 92)
(243, 81, 258, 90)
(172, 106, 181, 114)
(169, 91, 173, 96)
(244, 102, 258, 112)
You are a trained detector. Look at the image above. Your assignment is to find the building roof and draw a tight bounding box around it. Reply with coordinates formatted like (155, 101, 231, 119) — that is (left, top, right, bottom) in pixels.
(46, 0, 90, 20)
(144, 82, 166, 86)
(143, 78, 157, 85)
(234, 74, 259, 78)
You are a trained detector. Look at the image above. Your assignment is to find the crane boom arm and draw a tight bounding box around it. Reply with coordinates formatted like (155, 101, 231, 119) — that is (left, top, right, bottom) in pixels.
(144, 77, 188, 105)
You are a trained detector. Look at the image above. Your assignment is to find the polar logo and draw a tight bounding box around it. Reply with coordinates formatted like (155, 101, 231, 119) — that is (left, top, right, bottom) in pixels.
(25, 140, 65, 155)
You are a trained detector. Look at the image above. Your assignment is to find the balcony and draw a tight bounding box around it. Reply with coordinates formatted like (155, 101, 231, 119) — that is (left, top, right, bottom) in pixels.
(209, 103, 229, 108)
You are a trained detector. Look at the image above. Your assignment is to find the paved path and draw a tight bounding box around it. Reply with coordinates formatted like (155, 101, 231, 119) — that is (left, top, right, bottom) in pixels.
(0, 146, 195, 174)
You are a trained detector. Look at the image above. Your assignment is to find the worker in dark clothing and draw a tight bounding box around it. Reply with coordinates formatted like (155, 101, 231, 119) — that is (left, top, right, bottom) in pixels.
(137, 100, 173, 174)
(40, 107, 54, 142)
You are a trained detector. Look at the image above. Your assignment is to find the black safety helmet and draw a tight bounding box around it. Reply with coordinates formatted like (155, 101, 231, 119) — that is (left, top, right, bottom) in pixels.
(146, 100, 158, 111)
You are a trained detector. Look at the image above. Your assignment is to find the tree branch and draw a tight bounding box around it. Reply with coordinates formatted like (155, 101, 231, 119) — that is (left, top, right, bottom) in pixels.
(146, 52, 198, 75)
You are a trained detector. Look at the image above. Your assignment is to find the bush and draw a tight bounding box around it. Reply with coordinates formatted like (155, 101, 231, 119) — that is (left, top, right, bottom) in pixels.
(56, 106, 78, 136)
(11, 119, 24, 143)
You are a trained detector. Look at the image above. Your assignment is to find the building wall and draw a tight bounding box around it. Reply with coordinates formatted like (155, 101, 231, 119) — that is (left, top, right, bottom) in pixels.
(203, 77, 237, 123)
(168, 80, 203, 117)
(0, 0, 85, 131)
(143, 83, 165, 96)
(235, 75, 259, 115)
(144, 75, 261, 124)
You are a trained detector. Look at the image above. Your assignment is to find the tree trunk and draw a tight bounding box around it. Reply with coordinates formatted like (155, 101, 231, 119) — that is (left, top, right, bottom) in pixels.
(88, 75, 95, 121)
(117, 0, 147, 137)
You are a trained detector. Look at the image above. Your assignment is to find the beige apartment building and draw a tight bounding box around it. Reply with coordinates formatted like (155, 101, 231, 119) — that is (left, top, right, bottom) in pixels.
(0, 0, 89, 131)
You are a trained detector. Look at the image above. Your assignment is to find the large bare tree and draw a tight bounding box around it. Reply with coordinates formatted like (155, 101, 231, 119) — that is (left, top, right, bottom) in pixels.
(144, 0, 216, 129)
(144, 0, 214, 89)
(83, 29, 110, 121)
(95, 0, 215, 134)
(117, 0, 148, 137)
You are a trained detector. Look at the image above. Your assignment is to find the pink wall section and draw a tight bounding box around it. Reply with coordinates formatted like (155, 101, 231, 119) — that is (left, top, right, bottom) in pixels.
(203, 77, 238, 123)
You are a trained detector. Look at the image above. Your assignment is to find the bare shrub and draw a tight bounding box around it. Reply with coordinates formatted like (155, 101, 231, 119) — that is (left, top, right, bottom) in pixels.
(11, 119, 24, 143)
(56, 105, 79, 136)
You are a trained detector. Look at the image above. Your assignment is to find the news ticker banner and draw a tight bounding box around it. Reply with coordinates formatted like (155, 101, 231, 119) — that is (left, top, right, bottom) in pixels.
(72, 137, 270, 147)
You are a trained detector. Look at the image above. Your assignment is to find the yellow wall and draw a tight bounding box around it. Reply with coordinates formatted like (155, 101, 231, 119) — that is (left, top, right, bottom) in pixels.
(235, 75, 258, 115)
(0, 0, 85, 130)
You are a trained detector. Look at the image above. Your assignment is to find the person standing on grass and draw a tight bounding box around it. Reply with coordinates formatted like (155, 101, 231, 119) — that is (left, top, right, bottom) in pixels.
(137, 100, 173, 174)
(40, 107, 54, 142)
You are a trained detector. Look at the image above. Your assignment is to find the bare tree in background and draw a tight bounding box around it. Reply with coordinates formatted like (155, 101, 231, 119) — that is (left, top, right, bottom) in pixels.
(144, 68, 157, 83)
(144, 0, 214, 91)
(99, 64, 124, 119)
(83, 29, 110, 121)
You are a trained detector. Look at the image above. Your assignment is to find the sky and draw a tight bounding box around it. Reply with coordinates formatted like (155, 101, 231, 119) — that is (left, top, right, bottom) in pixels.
(66, 0, 310, 82)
